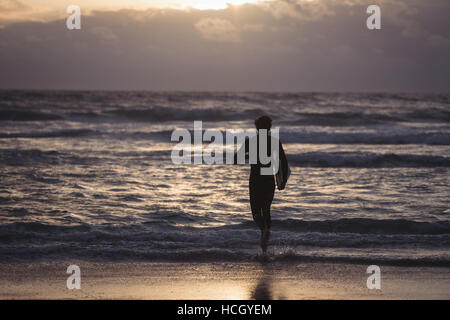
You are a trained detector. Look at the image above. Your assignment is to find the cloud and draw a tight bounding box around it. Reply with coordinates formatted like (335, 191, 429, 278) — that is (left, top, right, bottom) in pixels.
(427, 35, 450, 47)
(0, 0, 449, 91)
(195, 18, 240, 43)
(264, 0, 336, 21)
(0, 0, 30, 23)
(242, 24, 264, 32)
(0, 0, 29, 12)
(90, 26, 118, 41)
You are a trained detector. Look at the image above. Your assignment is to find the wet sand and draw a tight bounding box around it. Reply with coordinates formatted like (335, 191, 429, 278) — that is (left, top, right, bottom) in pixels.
(1, 262, 449, 299)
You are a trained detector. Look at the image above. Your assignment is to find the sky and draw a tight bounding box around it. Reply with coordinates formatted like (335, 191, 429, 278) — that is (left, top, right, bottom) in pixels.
(0, 0, 449, 91)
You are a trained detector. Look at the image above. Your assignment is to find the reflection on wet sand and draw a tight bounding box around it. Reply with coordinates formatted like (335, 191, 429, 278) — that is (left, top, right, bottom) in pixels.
(250, 262, 274, 300)
(251, 276, 272, 299)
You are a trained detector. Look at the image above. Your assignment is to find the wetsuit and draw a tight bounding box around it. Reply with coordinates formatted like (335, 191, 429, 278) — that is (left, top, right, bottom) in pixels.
(250, 169, 275, 231)
(238, 134, 286, 231)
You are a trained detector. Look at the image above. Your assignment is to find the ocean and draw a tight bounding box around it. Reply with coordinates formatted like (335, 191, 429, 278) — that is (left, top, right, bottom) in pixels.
(0, 90, 449, 266)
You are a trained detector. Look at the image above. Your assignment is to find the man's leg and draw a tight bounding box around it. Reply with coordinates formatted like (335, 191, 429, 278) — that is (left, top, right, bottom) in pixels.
(250, 181, 264, 231)
(260, 206, 271, 253)
(250, 179, 274, 253)
(260, 182, 274, 254)
(251, 205, 267, 252)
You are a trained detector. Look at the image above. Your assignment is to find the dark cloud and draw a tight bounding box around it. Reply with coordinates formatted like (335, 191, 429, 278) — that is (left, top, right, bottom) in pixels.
(0, 0, 449, 91)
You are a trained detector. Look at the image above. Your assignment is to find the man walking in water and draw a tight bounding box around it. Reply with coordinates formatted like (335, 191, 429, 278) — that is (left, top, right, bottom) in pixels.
(235, 116, 289, 254)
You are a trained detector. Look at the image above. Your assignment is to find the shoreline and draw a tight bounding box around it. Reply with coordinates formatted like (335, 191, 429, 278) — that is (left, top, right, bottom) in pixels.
(1, 261, 449, 299)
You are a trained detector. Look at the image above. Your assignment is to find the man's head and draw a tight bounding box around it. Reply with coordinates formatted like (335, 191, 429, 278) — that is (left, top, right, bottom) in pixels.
(254, 115, 272, 131)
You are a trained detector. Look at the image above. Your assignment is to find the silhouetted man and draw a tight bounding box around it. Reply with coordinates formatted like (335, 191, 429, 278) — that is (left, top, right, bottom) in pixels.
(235, 116, 289, 254)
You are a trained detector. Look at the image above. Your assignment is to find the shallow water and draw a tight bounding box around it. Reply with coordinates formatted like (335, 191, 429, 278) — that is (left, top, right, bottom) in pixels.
(0, 91, 449, 265)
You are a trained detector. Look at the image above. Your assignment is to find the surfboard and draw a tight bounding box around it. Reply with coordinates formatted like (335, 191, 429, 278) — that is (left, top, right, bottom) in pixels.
(275, 142, 290, 190)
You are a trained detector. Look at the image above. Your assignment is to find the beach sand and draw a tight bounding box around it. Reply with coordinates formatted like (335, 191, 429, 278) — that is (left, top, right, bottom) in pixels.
(1, 262, 449, 299)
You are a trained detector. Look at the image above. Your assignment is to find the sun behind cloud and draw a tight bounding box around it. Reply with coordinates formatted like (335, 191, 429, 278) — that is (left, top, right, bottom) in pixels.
(167, 0, 266, 10)
(0, 0, 270, 24)
(187, 0, 261, 10)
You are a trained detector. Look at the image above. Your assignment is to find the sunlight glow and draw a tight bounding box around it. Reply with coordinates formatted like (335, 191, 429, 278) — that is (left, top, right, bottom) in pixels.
(170, 0, 265, 10)
(0, 1, 272, 24)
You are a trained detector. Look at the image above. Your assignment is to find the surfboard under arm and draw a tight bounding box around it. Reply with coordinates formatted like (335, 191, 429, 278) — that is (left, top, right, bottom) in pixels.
(275, 141, 290, 190)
